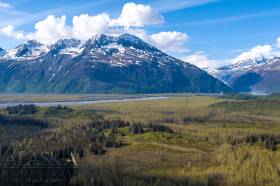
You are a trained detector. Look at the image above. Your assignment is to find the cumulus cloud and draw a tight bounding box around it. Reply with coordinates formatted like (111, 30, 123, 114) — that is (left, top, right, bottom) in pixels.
(0, 18, 187, 55)
(0, 25, 33, 40)
(34, 15, 72, 44)
(111, 2, 164, 27)
(149, 31, 189, 53)
(0, 2, 11, 9)
(72, 13, 111, 40)
(234, 45, 274, 63)
(183, 52, 224, 68)
(0, 3, 190, 55)
(0, 3, 166, 45)
(0, 14, 111, 44)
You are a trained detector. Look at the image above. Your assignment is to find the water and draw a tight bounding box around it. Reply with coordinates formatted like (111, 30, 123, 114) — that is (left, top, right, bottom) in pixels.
(0, 96, 168, 108)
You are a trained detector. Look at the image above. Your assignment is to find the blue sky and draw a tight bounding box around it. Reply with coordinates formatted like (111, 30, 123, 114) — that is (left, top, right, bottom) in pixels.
(1, 0, 280, 68)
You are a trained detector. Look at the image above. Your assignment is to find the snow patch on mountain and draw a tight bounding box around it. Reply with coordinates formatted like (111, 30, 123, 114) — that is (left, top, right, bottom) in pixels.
(0, 34, 187, 69)
(2, 40, 49, 60)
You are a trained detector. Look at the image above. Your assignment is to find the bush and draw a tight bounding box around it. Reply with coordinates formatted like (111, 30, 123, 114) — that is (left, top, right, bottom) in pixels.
(104, 133, 122, 148)
(130, 122, 144, 134)
(45, 105, 73, 114)
(147, 123, 174, 133)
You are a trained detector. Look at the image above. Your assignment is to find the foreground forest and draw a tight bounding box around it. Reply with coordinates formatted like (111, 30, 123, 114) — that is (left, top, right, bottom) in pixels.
(0, 94, 280, 186)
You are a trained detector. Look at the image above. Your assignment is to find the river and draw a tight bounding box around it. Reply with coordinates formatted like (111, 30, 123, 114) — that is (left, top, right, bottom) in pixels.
(0, 96, 168, 108)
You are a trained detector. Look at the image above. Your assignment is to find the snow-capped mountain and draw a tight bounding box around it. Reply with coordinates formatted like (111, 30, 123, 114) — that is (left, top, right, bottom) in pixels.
(230, 57, 280, 94)
(207, 57, 280, 94)
(0, 34, 231, 93)
(3, 40, 49, 59)
(209, 57, 269, 84)
(49, 39, 83, 56)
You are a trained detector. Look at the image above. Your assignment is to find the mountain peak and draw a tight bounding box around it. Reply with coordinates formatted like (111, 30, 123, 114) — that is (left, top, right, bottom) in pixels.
(3, 40, 47, 58)
(54, 38, 81, 48)
(47, 38, 82, 56)
(84, 34, 116, 48)
(83, 33, 155, 52)
(235, 57, 268, 66)
(23, 40, 43, 48)
(117, 33, 159, 53)
(207, 56, 280, 94)
(119, 33, 141, 41)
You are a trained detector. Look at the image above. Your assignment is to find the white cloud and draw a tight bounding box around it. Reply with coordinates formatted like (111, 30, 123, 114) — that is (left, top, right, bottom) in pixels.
(0, 3, 165, 44)
(0, 25, 33, 40)
(34, 15, 72, 44)
(72, 13, 111, 40)
(32, 14, 111, 44)
(277, 37, 280, 48)
(0, 2, 11, 9)
(182, 52, 224, 68)
(0, 3, 190, 56)
(0, 16, 186, 54)
(111, 2, 164, 27)
(234, 45, 274, 63)
(149, 31, 189, 53)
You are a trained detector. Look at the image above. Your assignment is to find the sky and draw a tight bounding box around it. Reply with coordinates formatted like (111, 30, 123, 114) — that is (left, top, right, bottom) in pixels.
(1, 0, 280, 68)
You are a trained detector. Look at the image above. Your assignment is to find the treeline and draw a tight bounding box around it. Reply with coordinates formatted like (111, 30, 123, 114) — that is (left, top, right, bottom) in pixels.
(210, 99, 280, 111)
(228, 134, 280, 151)
(0, 114, 48, 128)
(46, 105, 74, 114)
(6, 104, 38, 115)
(89, 119, 129, 132)
(130, 122, 174, 134)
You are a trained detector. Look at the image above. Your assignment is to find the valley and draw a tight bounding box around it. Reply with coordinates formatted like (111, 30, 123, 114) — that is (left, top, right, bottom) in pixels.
(1, 1, 280, 185)
(0, 93, 280, 185)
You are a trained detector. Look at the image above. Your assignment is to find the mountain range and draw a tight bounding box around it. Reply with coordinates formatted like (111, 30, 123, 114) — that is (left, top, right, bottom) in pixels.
(0, 34, 230, 93)
(208, 57, 280, 94)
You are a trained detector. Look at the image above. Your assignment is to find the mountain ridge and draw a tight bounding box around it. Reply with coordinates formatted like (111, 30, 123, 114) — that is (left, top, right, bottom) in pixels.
(0, 34, 231, 93)
(207, 56, 280, 94)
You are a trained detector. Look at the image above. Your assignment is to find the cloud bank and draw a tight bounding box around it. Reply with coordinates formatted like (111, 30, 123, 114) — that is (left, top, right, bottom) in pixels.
(0, 2, 187, 55)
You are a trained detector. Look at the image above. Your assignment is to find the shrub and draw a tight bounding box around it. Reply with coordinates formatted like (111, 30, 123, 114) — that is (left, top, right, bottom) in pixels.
(147, 123, 174, 133)
(130, 122, 144, 134)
